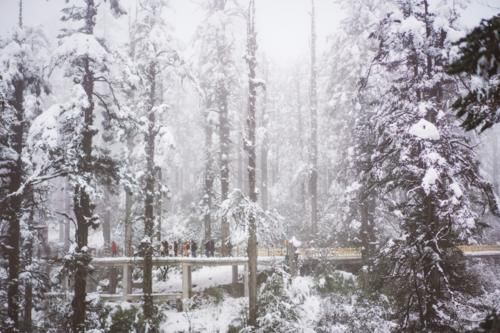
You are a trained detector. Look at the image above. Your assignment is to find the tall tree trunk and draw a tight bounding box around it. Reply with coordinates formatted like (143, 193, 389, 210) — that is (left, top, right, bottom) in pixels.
(6, 4, 26, 323)
(493, 134, 500, 196)
(245, 0, 258, 326)
(123, 17, 135, 293)
(64, 179, 71, 252)
(102, 189, 111, 253)
(238, 99, 248, 195)
(216, 6, 231, 255)
(295, 77, 307, 220)
(260, 70, 269, 212)
(309, 0, 319, 235)
(124, 186, 133, 293)
(156, 167, 162, 243)
(143, 62, 157, 319)
(203, 103, 214, 241)
(359, 190, 375, 265)
(23, 192, 35, 333)
(6, 77, 24, 333)
(72, 2, 97, 331)
(237, 117, 244, 192)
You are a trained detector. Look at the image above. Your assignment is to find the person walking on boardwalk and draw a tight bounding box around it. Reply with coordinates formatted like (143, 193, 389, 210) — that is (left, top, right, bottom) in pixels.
(161, 240, 169, 256)
(173, 240, 178, 256)
(111, 240, 118, 257)
(227, 240, 233, 257)
(204, 240, 210, 257)
(183, 240, 190, 256)
(191, 240, 198, 257)
(209, 239, 215, 257)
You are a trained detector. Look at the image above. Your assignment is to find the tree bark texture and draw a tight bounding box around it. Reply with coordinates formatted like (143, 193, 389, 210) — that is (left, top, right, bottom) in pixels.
(245, 0, 258, 326)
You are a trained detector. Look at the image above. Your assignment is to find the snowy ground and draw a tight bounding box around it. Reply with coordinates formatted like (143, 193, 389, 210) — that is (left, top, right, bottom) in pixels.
(155, 266, 247, 332)
(154, 265, 244, 293)
(161, 297, 245, 332)
(159, 275, 322, 333)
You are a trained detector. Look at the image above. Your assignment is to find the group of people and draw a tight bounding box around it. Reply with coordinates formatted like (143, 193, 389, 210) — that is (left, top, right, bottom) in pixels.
(158, 239, 232, 257)
(107, 239, 236, 258)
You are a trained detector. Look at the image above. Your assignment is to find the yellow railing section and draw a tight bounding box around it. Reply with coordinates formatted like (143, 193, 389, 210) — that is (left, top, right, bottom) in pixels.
(231, 245, 500, 258)
(235, 247, 362, 258)
(237, 244, 500, 258)
(457, 244, 500, 252)
(297, 247, 361, 258)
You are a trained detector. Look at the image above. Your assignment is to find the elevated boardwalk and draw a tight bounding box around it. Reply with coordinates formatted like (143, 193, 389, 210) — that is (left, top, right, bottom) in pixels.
(84, 245, 500, 303)
(91, 255, 280, 267)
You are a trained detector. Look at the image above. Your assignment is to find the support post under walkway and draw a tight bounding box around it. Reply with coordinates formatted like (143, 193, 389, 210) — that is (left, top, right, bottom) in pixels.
(182, 263, 192, 300)
(232, 265, 238, 286)
(122, 264, 129, 301)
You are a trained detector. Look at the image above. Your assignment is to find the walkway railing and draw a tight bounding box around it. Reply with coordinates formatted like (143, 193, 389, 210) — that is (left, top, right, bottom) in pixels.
(49, 244, 500, 305)
(457, 244, 500, 253)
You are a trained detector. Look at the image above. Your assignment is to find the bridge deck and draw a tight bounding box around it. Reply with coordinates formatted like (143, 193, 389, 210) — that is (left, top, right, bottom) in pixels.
(91, 256, 281, 267)
(50, 245, 500, 306)
(91, 245, 500, 267)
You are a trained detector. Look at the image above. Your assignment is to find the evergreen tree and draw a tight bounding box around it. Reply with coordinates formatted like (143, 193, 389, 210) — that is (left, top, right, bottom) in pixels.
(121, 0, 179, 322)
(195, 0, 238, 248)
(447, 14, 500, 132)
(309, 0, 319, 235)
(46, 0, 125, 330)
(0, 2, 50, 331)
(245, 0, 259, 326)
(324, 0, 390, 260)
(367, 1, 499, 330)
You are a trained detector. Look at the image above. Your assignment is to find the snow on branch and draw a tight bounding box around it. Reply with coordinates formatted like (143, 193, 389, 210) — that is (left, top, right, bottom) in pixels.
(218, 189, 284, 245)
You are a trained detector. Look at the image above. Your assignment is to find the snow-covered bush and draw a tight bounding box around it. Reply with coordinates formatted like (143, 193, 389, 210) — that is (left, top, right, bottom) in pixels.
(314, 267, 357, 296)
(316, 294, 395, 333)
(91, 300, 165, 333)
(255, 268, 301, 332)
(468, 310, 500, 333)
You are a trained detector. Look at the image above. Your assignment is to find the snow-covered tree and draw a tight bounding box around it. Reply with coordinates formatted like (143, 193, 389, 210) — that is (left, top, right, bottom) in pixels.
(366, 1, 499, 330)
(118, 0, 179, 322)
(447, 14, 500, 132)
(309, 0, 319, 236)
(324, 0, 392, 262)
(0, 2, 50, 331)
(195, 0, 239, 253)
(244, 0, 262, 327)
(37, 0, 125, 331)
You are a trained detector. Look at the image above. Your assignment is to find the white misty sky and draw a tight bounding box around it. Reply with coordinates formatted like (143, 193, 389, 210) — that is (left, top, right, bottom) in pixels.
(0, 0, 497, 66)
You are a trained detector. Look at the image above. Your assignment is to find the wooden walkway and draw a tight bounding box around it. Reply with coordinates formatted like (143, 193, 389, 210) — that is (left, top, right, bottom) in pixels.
(84, 244, 500, 303)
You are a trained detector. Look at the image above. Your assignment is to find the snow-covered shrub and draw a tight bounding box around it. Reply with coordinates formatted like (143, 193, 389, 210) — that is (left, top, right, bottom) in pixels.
(316, 293, 395, 333)
(90, 300, 165, 333)
(468, 310, 500, 333)
(314, 269, 357, 296)
(205, 286, 225, 305)
(37, 297, 73, 332)
(255, 268, 301, 332)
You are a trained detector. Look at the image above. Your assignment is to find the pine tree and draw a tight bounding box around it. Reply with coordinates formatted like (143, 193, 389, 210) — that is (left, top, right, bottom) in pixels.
(245, 0, 260, 326)
(309, 0, 319, 235)
(195, 0, 237, 247)
(324, 0, 390, 263)
(121, 0, 178, 321)
(366, 1, 499, 330)
(0, 1, 50, 331)
(47, 0, 124, 330)
(447, 14, 500, 132)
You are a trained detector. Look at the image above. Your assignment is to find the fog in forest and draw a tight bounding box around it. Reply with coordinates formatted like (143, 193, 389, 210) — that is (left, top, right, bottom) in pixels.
(1, 0, 500, 332)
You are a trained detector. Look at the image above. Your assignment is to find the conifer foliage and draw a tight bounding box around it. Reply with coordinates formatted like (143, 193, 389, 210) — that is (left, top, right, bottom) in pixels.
(0, 2, 50, 331)
(365, 1, 499, 330)
(46, 0, 124, 331)
(447, 15, 500, 132)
